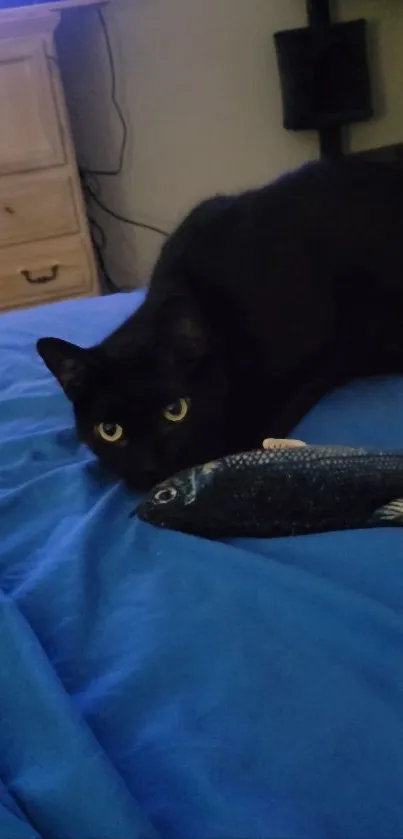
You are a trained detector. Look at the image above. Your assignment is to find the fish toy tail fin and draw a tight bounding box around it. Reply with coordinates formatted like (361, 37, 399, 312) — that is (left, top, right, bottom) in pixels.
(370, 498, 403, 526)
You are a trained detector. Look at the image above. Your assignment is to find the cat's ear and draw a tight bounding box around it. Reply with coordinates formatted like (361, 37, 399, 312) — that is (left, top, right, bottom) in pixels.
(159, 295, 207, 362)
(36, 337, 94, 402)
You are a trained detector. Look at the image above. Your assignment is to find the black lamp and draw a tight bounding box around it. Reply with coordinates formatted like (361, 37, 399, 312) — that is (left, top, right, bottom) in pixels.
(274, 0, 373, 157)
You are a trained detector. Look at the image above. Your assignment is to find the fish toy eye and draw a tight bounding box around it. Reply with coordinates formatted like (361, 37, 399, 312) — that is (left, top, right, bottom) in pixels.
(95, 422, 124, 443)
(154, 486, 177, 504)
(162, 397, 190, 423)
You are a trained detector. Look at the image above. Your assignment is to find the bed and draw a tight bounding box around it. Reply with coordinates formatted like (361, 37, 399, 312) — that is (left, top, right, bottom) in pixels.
(0, 290, 402, 839)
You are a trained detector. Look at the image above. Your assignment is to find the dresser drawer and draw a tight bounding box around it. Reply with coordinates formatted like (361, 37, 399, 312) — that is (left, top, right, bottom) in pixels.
(0, 236, 97, 311)
(0, 37, 64, 175)
(0, 172, 79, 248)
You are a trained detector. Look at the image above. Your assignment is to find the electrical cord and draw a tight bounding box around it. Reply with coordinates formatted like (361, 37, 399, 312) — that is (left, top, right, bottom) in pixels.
(84, 8, 128, 177)
(88, 215, 118, 294)
(80, 8, 170, 292)
(82, 172, 170, 238)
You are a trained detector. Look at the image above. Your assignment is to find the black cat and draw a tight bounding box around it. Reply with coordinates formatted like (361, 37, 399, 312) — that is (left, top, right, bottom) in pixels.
(38, 158, 403, 489)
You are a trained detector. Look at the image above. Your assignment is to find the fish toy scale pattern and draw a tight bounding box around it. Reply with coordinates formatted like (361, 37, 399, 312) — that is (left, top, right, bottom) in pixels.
(137, 444, 403, 539)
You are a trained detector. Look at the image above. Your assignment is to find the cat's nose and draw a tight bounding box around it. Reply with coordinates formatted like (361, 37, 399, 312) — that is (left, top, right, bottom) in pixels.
(140, 454, 158, 474)
(126, 464, 159, 491)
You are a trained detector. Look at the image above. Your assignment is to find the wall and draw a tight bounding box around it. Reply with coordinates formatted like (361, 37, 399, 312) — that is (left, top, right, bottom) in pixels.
(58, 0, 403, 289)
(336, 0, 403, 152)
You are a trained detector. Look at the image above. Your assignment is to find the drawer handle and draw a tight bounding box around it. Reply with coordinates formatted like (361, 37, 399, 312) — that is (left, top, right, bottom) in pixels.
(20, 264, 59, 285)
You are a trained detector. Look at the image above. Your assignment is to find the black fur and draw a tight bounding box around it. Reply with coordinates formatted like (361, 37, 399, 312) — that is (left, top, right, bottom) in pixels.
(38, 158, 403, 488)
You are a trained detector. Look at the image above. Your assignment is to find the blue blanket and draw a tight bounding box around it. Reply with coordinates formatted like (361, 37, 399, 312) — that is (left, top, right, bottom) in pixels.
(0, 291, 402, 839)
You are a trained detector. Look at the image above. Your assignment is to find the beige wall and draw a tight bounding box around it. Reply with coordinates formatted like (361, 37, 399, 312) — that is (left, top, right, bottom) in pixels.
(58, 0, 403, 289)
(336, 0, 403, 152)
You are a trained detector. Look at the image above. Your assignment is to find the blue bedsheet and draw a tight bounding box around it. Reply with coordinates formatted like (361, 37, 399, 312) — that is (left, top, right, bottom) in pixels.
(0, 291, 402, 839)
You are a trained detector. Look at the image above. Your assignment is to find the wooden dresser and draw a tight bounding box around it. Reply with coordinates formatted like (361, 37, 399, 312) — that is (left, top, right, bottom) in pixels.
(0, 1, 99, 312)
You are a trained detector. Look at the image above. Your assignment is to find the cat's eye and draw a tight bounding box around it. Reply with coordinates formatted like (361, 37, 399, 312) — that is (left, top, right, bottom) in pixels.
(162, 397, 190, 423)
(95, 422, 124, 443)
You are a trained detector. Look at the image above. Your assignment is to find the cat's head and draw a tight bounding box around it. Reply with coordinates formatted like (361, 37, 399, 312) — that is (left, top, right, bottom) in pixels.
(37, 296, 238, 489)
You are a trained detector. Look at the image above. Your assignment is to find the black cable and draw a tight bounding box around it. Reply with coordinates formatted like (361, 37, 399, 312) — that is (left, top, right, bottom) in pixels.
(83, 175, 170, 237)
(306, 0, 330, 27)
(80, 9, 170, 236)
(305, 0, 343, 158)
(318, 125, 343, 158)
(84, 8, 128, 177)
(89, 215, 106, 251)
(88, 215, 120, 294)
(80, 8, 170, 293)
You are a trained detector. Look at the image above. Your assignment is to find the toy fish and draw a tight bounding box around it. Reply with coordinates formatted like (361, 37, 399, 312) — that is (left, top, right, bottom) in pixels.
(136, 444, 403, 539)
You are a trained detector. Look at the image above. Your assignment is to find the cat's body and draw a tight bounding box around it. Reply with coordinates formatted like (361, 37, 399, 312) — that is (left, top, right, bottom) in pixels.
(38, 158, 403, 488)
